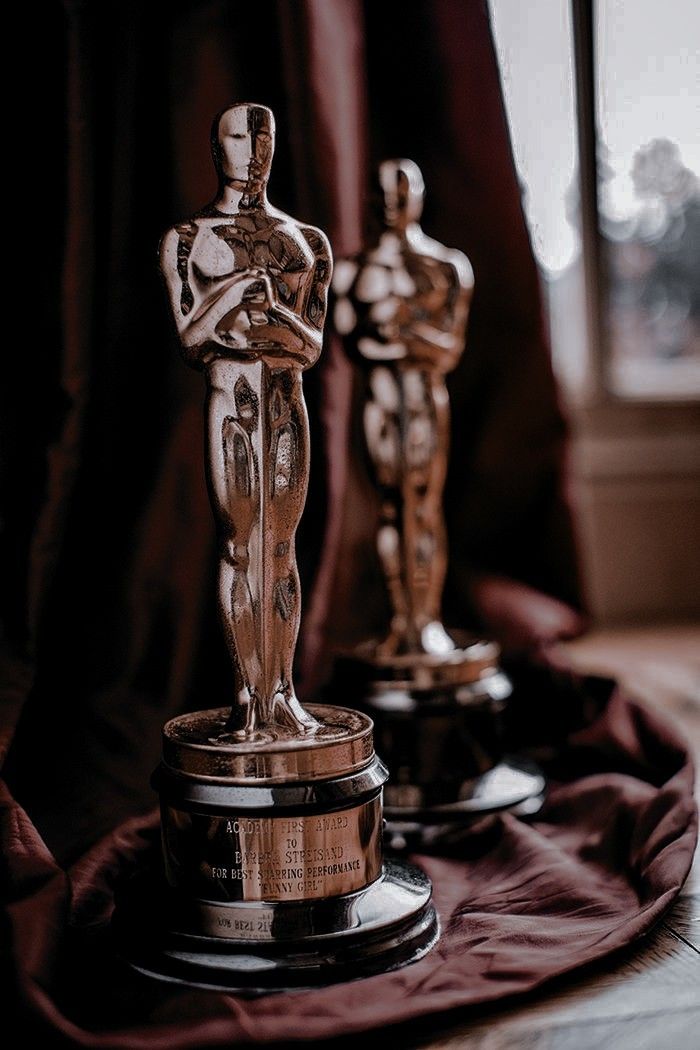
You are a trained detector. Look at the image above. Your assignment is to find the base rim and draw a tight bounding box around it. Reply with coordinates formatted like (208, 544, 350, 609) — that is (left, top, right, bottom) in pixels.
(113, 859, 439, 993)
(382, 757, 546, 823)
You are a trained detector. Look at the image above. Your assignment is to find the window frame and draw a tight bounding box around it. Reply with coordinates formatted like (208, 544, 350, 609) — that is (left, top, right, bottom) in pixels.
(571, 0, 700, 409)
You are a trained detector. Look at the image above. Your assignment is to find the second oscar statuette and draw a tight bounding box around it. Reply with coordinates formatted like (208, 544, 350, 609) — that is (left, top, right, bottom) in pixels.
(332, 159, 545, 844)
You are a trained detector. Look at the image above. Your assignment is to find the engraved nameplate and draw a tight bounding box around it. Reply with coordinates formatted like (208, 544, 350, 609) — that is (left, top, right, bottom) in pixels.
(161, 797, 383, 902)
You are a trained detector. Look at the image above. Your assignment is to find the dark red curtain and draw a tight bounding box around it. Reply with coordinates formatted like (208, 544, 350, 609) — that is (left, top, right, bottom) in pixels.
(3, 0, 581, 865)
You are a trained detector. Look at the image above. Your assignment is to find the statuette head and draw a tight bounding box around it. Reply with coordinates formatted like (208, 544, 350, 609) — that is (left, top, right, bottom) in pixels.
(378, 158, 425, 230)
(212, 102, 275, 190)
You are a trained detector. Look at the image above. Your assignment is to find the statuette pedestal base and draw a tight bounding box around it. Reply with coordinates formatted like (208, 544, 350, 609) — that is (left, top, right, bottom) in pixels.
(333, 640, 546, 847)
(115, 860, 436, 991)
(114, 704, 438, 990)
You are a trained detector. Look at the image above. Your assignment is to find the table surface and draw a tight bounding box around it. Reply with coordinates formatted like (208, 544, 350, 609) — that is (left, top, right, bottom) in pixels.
(414, 624, 700, 1050)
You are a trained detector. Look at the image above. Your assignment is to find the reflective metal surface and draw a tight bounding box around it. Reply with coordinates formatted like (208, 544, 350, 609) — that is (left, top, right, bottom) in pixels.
(161, 102, 332, 738)
(333, 159, 473, 660)
(158, 704, 385, 904)
(333, 643, 545, 835)
(114, 860, 438, 992)
(384, 756, 546, 821)
(332, 162, 546, 840)
(124, 107, 440, 987)
(161, 704, 374, 783)
(162, 799, 384, 902)
(346, 636, 510, 692)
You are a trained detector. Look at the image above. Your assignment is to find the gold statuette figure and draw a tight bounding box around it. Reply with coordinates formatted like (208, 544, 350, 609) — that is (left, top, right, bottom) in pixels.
(332, 160, 545, 843)
(334, 158, 472, 660)
(160, 103, 328, 739)
(114, 108, 437, 990)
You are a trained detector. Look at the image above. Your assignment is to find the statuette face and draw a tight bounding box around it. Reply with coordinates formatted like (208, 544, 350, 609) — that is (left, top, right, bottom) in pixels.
(215, 104, 273, 187)
(333, 159, 474, 658)
(160, 103, 332, 738)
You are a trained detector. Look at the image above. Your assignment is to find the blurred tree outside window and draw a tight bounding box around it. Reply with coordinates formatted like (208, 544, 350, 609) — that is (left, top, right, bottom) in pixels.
(489, 0, 700, 402)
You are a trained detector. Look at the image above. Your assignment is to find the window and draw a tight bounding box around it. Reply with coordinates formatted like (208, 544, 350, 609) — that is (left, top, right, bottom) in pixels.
(490, 0, 700, 626)
(489, 0, 700, 402)
(595, 0, 700, 398)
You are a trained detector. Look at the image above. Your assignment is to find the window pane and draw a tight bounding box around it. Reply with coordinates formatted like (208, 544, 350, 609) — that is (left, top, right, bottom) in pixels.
(488, 0, 589, 395)
(596, 0, 700, 398)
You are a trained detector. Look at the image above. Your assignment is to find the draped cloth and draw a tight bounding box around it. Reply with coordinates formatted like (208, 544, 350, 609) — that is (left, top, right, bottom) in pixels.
(7, 668, 697, 1045)
(3, 1, 694, 1043)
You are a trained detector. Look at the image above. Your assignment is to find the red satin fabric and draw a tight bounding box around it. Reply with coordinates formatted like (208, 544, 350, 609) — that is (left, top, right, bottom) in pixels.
(7, 669, 696, 1044)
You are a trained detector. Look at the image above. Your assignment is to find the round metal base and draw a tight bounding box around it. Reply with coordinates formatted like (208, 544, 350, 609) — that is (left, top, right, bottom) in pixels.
(336, 634, 511, 697)
(384, 755, 546, 822)
(383, 756, 546, 850)
(113, 860, 438, 993)
(330, 640, 546, 846)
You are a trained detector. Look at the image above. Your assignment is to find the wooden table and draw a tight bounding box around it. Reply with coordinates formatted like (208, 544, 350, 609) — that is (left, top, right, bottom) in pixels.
(415, 625, 700, 1049)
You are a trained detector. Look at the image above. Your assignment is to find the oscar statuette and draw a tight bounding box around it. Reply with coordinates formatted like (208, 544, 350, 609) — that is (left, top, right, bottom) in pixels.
(332, 160, 545, 847)
(114, 108, 437, 989)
